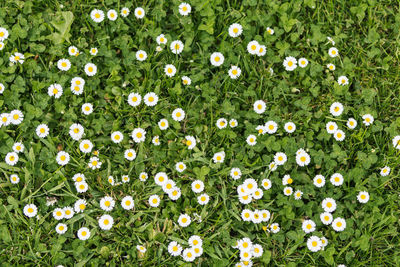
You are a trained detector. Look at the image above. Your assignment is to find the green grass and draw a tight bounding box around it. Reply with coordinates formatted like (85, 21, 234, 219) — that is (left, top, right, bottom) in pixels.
(1, 0, 400, 266)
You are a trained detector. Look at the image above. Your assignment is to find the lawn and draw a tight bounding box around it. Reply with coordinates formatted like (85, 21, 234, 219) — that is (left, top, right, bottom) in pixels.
(1, 0, 400, 266)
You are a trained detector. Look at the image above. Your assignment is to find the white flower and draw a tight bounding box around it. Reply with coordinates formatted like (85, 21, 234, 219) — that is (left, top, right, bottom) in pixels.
(326, 121, 338, 134)
(252, 244, 263, 258)
(240, 249, 252, 261)
(338, 75, 349, 85)
(313, 174, 325, 188)
(84, 63, 97, 76)
(90, 9, 104, 23)
(274, 152, 287, 165)
(284, 122, 296, 133)
(362, 114, 374, 126)
(320, 212, 333, 225)
(99, 214, 114, 230)
(75, 181, 88, 193)
(188, 235, 202, 248)
(144, 92, 158, 106)
(328, 47, 339, 57)
(257, 45, 267, 57)
(158, 119, 169, 130)
(270, 223, 280, 233)
(139, 172, 148, 182)
(253, 100, 266, 114)
(132, 128, 146, 143)
(9, 52, 25, 64)
(74, 199, 87, 213)
(330, 102, 344, 116)
(72, 173, 85, 183)
(261, 179, 272, 190)
(107, 9, 118, 21)
(0, 42, 4, 51)
(298, 58, 308, 68)
(70, 77, 85, 95)
(57, 59, 71, 71)
(124, 149, 136, 161)
(252, 189, 263, 200)
(100, 196, 115, 212)
(55, 223, 67, 234)
(56, 151, 70, 166)
(230, 168, 242, 180)
(283, 186, 293, 196)
(260, 209, 271, 222)
(136, 50, 147, 61)
(333, 130, 345, 141)
(179, 3, 191, 16)
(241, 209, 253, 222)
(228, 65, 241, 79)
(0, 27, 9, 41)
(162, 179, 176, 193)
(154, 172, 168, 186)
(347, 118, 357, 129)
(79, 139, 93, 153)
(172, 108, 185, 121)
(380, 166, 390, 176)
(307, 236, 322, 252)
(137, 245, 146, 253)
(228, 23, 243, 37)
(77, 227, 91, 240)
(213, 151, 225, 163)
(181, 76, 191, 86)
(392, 136, 400, 149)
(0, 83, 4, 94)
(322, 198, 336, 213)
(182, 248, 195, 262)
(164, 64, 177, 77)
(168, 241, 182, 256)
(68, 46, 79, 56)
(134, 7, 145, 19)
(107, 176, 115, 186)
(321, 237, 328, 248)
(185, 135, 196, 149)
(302, 219, 316, 233)
(330, 173, 344, 186)
(23, 204, 38, 218)
(128, 92, 142, 107)
(156, 34, 167, 45)
(10, 174, 20, 184)
(53, 208, 65, 220)
(169, 187, 182, 201)
(12, 142, 24, 153)
(170, 40, 184, 54)
(327, 63, 335, 71)
(122, 175, 130, 183)
(246, 135, 257, 146)
(191, 180, 204, 193)
(247, 40, 260, 54)
(265, 121, 278, 134)
(121, 7, 130, 17)
(266, 27, 274, 35)
(332, 217, 346, 232)
(178, 213, 191, 227)
(0, 113, 10, 127)
(48, 84, 63, 98)
(283, 56, 297, 71)
(9, 110, 23, 125)
(111, 131, 124, 143)
(152, 135, 159, 146)
(210, 52, 224, 66)
(120, 196, 134, 210)
(357, 191, 369, 203)
(69, 123, 84, 141)
(88, 156, 102, 169)
(296, 151, 311, 166)
(294, 190, 303, 200)
(89, 47, 98, 56)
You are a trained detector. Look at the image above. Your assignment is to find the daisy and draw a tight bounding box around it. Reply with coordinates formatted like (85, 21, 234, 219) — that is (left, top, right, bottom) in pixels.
(182, 248, 195, 262)
(274, 152, 287, 165)
(10, 174, 19, 184)
(56, 151, 70, 166)
(100, 196, 115, 212)
(68, 46, 79, 56)
(332, 217, 346, 232)
(260, 210, 271, 222)
(294, 190, 303, 200)
(9, 52, 25, 64)
(121, 7, 130, 17)
(152, 136, 160, 146)
(139, 172, 148, 182)
(144, 92, 158, 106)
(88, 156, 102, 169)
(185, 135, 196, 149)
(136, 50, 147, 61)
(210, 52, 224, 66)
(229, 23, 243, 37)
(55, 223, 68, 234)
(298, 58, 308, 68)
(168, 241, 183, 256)
(320, 212, 333, 225)
(313, 174, 325, 188)
(362, 114, 374, 126)
(156, 119, 169, 131)
(0, 83, 4, 94)
(156, 34, 167, 45)
(284, 122, 296, 133)
(84, 63, 97, 76)
(9, 110, 23, 125)
(0, 113, 10, 127)
(253, 100, 266, 114)
(89, 47, 98, 56)
(326, 121, 338, 134)
(213, 151, 225, 163)
(321, 237, 328, 249)
(265, 121, 278, 134)
(57, 59, 71, 71)
(357, 191, 369, 203)
(380, 166, 391, 176)
(0, 27, 9, 41)
(170, 40, 184, 54)
(162, 180, 176, 193)
(172, 108, 185, 121)
(246, 135, 257, 146)
(75, 181, 88, 193)
(252, 244, 263, 258)
(79, 139, 93, 153)
(23, 204, 38, 218)
(134, 7, 145, 19)
(132, 128, 146, 143)
(338, 75, 349, 86)
(241, 209, 253, 222)
(261, 178, 272, 190)
(270, 223, 280, 233)
(238, 238, 252, 251)
(283, 186, 293, 196)
(178, 213, 191, 227)
(347, 118, 357, 129)
(227, 66, 242, 80)
(74, 199, 87, 213)
(72, 173, 85, 184)
(252, 188, 263, 200)
(257, 45, 267, 56)
(296, 151, 310, 166)
(230, 168, 242, 180)
(179, 2, 191, 16)
(266, 27, 274, 35)
(191, 180, 204, 193)
(90, 9, 104, 23)
(330, 102, 344, 116)
(107, 176, 115, 186)
(393, 136, 400, 149)
(122, 175, 130, 183)
(179, 76, 191, 87)
(154, 172, 168, 186)
(128, 92, 142, 107)
(111, 131, 123, 143)
(322, 198, 336, 213)
(48, 84, 63, 99)
(69, 123, 84, 141)
(283, 56, 297, 71)
(302, 220, 316, 234)
(330, 173, 344, 186)
(307, 236, 322, 252)
(53, 208, 65, 220)
(98, 214, 114, 230)
(188, 235, 202, 248)
(240, 250, 252, 261)
(215, 118, 227, 129)
(328, 47, 339, 57)
(327, 63, 335, 71)
(196, 193, 209, 205)
(333, 130, 345, 141)
(169, 187, 182, 200)
(124, 149, 136, 161)
(107, 9, 118, 21)
(239, 194, 252, 205)
(164, 64, 177, 77)
(0, 42, 4, 51)
(137, 245, 146, 253)
(70, 77, 85, 95)
(247, 40, 260, 55)
(77, 227, 91, 240)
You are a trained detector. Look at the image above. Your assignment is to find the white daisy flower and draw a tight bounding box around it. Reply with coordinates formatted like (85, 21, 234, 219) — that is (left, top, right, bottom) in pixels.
(253, 100, 266, 114)
(270, 223, 280, 233)
(154, 172, 168, 186)
(283, 186, 293, 196)
(107, 9, 118, 21)
(260, 209, 271, 222)
(55, 223, 67, 234)
(265, 121, 278, 134)
(9, 110, 23, 125)
(79, 139, 93, 153)
(10, 174, 20, 184)
(294, 190, 303, 200)
(357, 191, 369, 203)
(100, 196, 115, 212)
(99, 214, 114, 230)
(175, 162, 186, 173)
(0, 27, 9, 41)
(12, 142, 24, 153)
(90, 9, 105, 23)
(172, 108, 185, 121)
(298, 58, 308, 68)
(88, 156, 101, 169)
(144, 92, 158, 106)
(228, 65, 241, 79)
(0, 113, 10, 127)
(75, 181, 88, 193)
(69, 123, 84, 141)
(347, 118, 357, 129)
(213, 151, 225, 163)
(48, 84, 63, 99)
(283, 56, 297, 71)
(70, 77, 85, 95)
(332, 217, 346, 232)
(247, 40, 260, 55)
(136, 50, 147, 61)
(330, 173, 344, 186)
(191, 180, 204, 193)
(137, 245, 146, 253)
(72, 173, 85, 183)
(124, 149, 136, 161)
(131, 128, 146, 143)
(0, 83, 4, 94)
(327, 63, 335, 71)
(252, 188, 263, 200)
(169, 187, 182, 201)
(89, 47, 98, 56)
(0, 42, 4, 51)
(56, 151, 70, 166)
(84, 63, 97, 76)
(245, 135, 256, 146)
(128, 92, 142, 107)
(326, 121, 338, 134)
(74, 199, 87, 213)
(302, 219, 316, 233)
(185, 135, 196, 149)
(338, 75, 349, 85)
(182, 248, 195, 262)
(333, 129, 345, 141)
(307, 236, 322, 252)
(111, 131, 123, 144)
(362, 114, 374, 126)
(156, 34, 167, 45)
(178, 213, 191, 227)
(170, 40, 184, 54)
(139, 172, 148, 182)
(121, 7, 130, 17)
(121, 196, 134, 210)
(57, 59, 71, 71)
(210, 52, 224, 66)
(53, 208, 65, 220)
(313, 174, 325, 188)
(134, 7, 145, 19)
(282, 175, 293, 185)
(261, 178, 272, 190)
(328, 47, 339, 57)
(9, 52, 25, 64)
(68, 46, 79, 56)
(266, 27, 274, 35)
(257, 45, 267, 56)
(228, 23, 243, 37)
(241, 209, 253, 222)
(284, 122, 296, 133)
(380, 166, 390, 176)
(322, 198, 336, 213)
(274, 152, 287, 165)
(164, 64, 177, 77)
(23, 204, 38, 218)
(392, 135, 400, 149)
(230, 168, 242, 180)
(168, 241, 182, 256)
(330, 102, 344, 116)
(179, 2, 191, 16)
(320, 212, 333, 225)
(158, 119, 169, 130)
(77, 227, 91, 240)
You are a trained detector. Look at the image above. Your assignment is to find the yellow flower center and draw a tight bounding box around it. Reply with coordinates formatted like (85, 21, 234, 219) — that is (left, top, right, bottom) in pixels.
(61, 62, 67, 67)
(79, 204, 85, 210)
(28, 208, 33, 213)
(214, 56, 220, 62)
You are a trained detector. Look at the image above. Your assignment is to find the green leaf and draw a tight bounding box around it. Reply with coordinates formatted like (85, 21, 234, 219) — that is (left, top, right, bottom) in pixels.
(47, 11, 74, 44)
